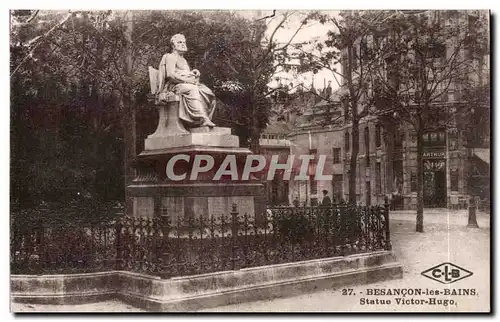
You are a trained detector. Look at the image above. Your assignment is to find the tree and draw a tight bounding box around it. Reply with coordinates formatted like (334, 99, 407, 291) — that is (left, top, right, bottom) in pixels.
(10, 10, 128, 209)
(214, 11, 314, 148)
(296, 11, 394, 203)
(372, 10, 489, 232)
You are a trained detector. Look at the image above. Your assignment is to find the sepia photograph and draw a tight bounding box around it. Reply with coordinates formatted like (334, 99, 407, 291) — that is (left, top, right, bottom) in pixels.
(9, 9, 491, 313)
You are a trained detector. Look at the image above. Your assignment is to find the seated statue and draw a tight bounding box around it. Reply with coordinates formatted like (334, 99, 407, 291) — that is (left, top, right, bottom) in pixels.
(156, 33, 216, 128)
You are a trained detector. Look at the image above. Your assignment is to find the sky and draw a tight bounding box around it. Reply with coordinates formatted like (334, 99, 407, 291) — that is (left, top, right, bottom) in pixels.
(268, 11, 340, 92)
(237, 10, 341, 92)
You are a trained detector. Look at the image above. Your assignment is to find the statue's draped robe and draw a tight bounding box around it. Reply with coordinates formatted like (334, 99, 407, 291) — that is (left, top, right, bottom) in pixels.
(157, 53, 216, 126)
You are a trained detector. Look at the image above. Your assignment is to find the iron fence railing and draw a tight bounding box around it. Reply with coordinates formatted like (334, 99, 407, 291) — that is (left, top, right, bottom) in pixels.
(11, 219, 117, 274)
(11, 200, 391, 277)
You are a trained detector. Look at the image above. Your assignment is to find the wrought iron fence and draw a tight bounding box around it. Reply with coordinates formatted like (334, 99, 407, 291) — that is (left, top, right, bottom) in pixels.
(11, 200, 391, 277)
(11, 218, 117, 274)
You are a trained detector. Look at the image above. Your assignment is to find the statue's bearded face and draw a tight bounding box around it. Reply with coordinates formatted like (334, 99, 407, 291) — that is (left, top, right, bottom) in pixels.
(172, 36, 187, 53)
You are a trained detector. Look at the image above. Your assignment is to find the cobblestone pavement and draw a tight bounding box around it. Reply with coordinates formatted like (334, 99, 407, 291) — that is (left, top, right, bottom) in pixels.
(11, 209, 490, 313)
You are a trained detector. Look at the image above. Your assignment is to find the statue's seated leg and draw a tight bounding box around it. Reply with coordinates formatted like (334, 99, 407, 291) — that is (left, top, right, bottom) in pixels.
(175, 83, 215, 127)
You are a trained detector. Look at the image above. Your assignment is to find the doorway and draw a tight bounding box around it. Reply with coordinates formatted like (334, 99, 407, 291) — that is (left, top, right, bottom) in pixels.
(423, 159, 447, 207)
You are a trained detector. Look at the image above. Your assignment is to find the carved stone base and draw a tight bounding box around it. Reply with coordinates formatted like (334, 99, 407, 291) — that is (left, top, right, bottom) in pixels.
(130, 143, 265, 220)
(145, 128, 239, 150)
(128, 183, 266, 221)
(145, 100, 239, 150)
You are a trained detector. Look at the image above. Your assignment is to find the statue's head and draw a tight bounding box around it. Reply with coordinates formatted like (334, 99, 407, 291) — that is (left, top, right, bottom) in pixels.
(171, 34, 187, 53)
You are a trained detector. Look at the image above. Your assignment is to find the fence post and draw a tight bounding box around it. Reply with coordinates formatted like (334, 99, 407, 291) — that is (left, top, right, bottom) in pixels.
(231, 204, 238, 271)
(160, 204, 171, 278)
(467, 196, 479, 228)
(384, 196, 392, 251)
(115, 219, 123, 270)
(339, 201, 347, 256)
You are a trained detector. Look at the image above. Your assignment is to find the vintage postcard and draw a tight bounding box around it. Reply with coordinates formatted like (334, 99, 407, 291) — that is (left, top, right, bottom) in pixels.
(10, 9, 491, 313)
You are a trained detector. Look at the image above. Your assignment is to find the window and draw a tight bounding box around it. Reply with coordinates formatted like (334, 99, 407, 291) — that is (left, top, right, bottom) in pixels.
(366, 181, 371, 206)
(429, 42, 447, 60)
(439, 131, 446, 143)
(310, 175, 318, 195)
(394, 130, 403, 149)
(449, 139, 458, 151)
(424, 131, 446, 147)
(271, 185, 278, 205)
(376, 162, 381, 194)
(345, 132, 350, 153)
(333, 148, 341, 164)
(375, 124, 381, 148)
(466, 15, 479, 58)
(468, 15, 479, 31)
(364, 126, 370, 163)
(332, 174, 343, 202)
(411, 172, 417, 192)
(451, 169, 459, 192)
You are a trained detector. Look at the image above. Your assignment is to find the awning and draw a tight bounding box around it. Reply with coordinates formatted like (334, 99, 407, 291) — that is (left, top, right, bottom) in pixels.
(473, 148, 490, 165)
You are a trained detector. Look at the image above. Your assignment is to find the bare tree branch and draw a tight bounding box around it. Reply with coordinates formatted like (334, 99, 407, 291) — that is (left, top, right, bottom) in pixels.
(11, 11, 75, 77)
(26, 10, 40, 23)
(255, 10, 276, 22)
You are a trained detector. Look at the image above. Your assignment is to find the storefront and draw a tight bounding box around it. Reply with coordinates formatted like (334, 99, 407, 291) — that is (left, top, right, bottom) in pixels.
(423, 151, 447, 207)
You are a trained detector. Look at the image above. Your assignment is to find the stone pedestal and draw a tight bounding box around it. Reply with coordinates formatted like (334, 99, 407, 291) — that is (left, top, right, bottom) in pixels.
(145, 99, 240, 150)
(128, 100, 265, 221)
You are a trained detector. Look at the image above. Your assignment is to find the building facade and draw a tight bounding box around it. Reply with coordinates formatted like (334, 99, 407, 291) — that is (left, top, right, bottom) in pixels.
(256, 123, 291, 206)
(262, 10, 489, 209)
(338, 10, 489, 209)
(343, 116, 471, 209)
(287, 84, 346, 206)
(286, 97, 474, 209)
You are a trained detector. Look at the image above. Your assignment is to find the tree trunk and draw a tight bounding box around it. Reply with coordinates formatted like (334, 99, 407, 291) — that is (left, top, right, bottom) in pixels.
(349, 119, 359, 204)
(416, 127, 424, 232)
(346, 42, 359, 205)
(123, 11, 135, 215)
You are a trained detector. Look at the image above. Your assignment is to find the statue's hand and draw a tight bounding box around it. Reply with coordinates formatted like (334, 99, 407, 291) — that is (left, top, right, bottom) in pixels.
(192, 69, 201, 78)
(185, 75, 198, 85)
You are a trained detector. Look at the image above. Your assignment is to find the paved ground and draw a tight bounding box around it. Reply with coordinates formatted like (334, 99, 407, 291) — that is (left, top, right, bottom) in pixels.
(11, 209, 490, 313)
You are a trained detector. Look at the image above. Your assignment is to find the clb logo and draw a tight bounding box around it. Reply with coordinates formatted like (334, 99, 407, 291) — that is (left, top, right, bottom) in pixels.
(421, 262, 473, 284)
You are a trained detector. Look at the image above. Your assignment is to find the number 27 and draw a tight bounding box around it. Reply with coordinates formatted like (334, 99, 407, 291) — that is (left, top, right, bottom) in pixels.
(342, 288, 354, 295)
